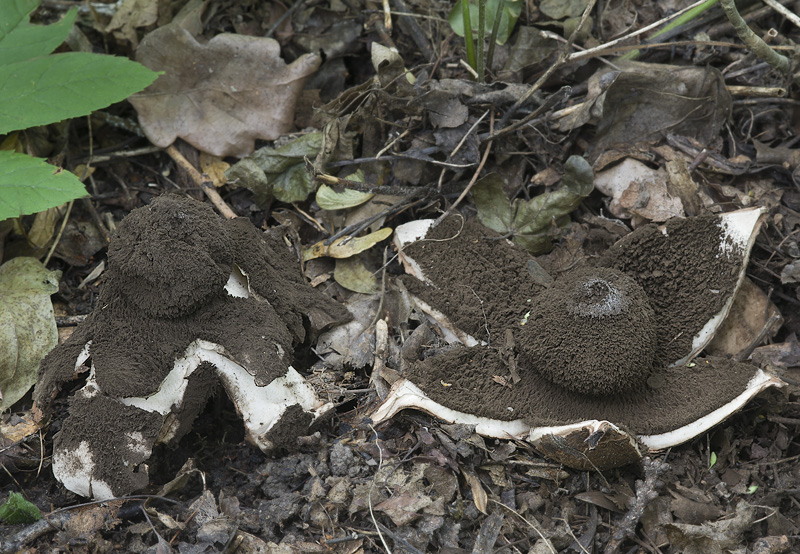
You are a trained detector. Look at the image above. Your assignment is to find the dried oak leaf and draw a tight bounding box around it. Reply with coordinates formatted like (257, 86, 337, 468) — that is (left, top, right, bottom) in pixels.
(130, 24, 321, 157)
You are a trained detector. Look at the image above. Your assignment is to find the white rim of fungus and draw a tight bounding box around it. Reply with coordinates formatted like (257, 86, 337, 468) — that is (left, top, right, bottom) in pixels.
(393, 219, 435, 283)
(371, 372, 785, 454)
(224, 264, 251, 298)
(638, 369, 783, 450)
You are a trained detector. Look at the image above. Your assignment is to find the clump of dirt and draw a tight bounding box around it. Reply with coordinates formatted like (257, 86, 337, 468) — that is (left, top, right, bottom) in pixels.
(518, 266, 657, 395)
(599, 214, 742, 365)
(399, 216, 545, 343)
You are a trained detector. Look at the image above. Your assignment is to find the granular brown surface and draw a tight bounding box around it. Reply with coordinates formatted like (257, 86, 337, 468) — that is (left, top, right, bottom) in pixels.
(518, 266, 657, 395)
(34, 194, 351, 498)
(400, 216, 545, 343)
(406, 346, 759, 436)
(599, 215, 742, 365)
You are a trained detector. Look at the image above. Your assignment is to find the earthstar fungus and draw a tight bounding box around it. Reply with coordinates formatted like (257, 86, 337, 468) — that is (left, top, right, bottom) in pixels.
(372, 207, 785, 469)
(34, 195, 349, 499)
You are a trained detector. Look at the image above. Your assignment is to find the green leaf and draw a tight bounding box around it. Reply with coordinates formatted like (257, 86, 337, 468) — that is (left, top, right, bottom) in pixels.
(0, 2, 77, 65)
(0, 150, 87, 221)
(448, 0, 522, 45)
(709, 451, 717, 469)
(0, 491, 43, 524)
(316, 183, 373, 211)
(472, 157, 594, 255)
(470, 174, 514, 234)
(227, 132, 323, 205)
(0, 52, 159, 134)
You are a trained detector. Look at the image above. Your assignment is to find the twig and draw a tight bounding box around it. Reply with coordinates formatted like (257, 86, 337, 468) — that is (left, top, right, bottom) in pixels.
(734, 312, 783, 362)
(164, 145, 238, 219)
(433, 111, 494, 227)
(567, 0, 719, 64)
(43, 200, 73, 266)
(497, 0, 596, 130)
(761, 0, 800, 31)
(603, 457, 669, 554)
(265, 0, 305, 38)
(719, 0, 792, 77)
(367, 425, 392, 554)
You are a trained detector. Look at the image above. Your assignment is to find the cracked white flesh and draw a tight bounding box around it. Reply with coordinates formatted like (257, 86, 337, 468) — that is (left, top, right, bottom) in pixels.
(52, 440, 114, 500)
(371, 372, 785, 454)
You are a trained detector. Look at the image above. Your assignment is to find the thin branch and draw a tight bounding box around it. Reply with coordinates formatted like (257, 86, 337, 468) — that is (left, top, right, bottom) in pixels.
(719, 0, 792, 76)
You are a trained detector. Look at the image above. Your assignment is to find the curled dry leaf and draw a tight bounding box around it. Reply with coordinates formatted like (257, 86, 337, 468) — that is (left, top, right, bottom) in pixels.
(130, 24, 321, 157)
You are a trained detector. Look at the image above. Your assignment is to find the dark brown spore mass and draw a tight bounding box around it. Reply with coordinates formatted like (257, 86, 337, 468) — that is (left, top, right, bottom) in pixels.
(400, 216, 545, 343)
(518, 267, 656, 396)
(406, 346, 758, 436)
(599, 215, 742, 365)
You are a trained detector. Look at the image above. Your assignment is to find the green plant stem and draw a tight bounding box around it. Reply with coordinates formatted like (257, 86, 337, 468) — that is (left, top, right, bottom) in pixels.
(476, 0, 486, 82)
(719, 0, 791, 76)
(620, 0, 718, 60)
(486, 0, 505, 77)
(461, 0, 477, 74)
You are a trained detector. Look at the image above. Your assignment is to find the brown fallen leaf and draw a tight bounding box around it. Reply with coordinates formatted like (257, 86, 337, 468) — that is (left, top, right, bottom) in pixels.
(130, 23, 321, 157)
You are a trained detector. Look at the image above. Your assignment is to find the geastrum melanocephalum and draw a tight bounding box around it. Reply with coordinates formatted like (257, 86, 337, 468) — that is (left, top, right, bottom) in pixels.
(34, 194, 350, 499)
(371, 208, 785, 469)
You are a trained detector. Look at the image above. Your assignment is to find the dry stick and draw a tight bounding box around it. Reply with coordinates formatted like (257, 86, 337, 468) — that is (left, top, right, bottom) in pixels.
(496, 0, 597, 132)
(433, 111, 494, 228)
(164, 144, 238, 219)
(761, 0, 800, 30)
(719, 0, 792, 78)
(603, 457, 669, 554)
(567, 0, 718, 64)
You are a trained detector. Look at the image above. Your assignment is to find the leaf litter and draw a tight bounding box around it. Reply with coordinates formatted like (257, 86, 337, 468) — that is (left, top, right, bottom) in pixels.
(2, 1, 800, 553)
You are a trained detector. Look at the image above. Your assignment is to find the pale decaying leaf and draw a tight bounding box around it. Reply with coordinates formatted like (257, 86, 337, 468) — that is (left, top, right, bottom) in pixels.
(0, 257, 60, 411)
(105, 0, 165, 47)
(302, 228, 392, 262)
(594, 158, 685, 223)
(316, 184, 373, 211)
(130, 24, 321, 157)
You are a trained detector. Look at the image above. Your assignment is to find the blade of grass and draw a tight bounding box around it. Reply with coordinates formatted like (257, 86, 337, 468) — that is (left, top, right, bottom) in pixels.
(461, 0, 477, 73)
(486, 0, 506, 74)
(476, 0, 486, 82)
(620, 0, 719, 60)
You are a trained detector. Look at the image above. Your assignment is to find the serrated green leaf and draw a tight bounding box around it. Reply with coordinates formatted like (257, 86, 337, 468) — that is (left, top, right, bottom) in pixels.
(0, 150, 87, 221)
(448, 0, 522, 45)
(0, 3, 77, 66)
(0, 52, 159, 134)
(0, 491, 43, 524)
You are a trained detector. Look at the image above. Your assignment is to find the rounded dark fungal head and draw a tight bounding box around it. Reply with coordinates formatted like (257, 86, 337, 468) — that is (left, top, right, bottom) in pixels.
(519, 266, 657, 396)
